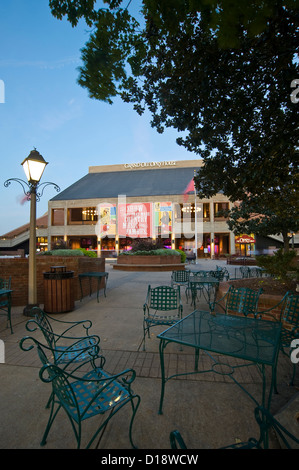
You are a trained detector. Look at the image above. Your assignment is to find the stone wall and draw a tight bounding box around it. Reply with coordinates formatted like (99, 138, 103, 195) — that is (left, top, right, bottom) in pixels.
(0, 255, 105, 306)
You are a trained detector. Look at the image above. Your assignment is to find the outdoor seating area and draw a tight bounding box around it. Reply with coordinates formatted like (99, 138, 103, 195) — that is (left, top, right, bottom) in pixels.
(0, 260, 299, 450)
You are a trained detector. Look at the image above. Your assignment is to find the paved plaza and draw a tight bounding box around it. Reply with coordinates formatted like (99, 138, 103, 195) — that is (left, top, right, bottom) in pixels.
(0, 259, 298, 450)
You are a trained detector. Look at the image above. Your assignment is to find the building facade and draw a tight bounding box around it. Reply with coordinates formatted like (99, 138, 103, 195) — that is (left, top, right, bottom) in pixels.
(47, 159, 236, 258)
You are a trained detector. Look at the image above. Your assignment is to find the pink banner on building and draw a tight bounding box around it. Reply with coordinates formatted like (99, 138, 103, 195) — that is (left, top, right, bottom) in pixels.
(118, 203, 152, 238)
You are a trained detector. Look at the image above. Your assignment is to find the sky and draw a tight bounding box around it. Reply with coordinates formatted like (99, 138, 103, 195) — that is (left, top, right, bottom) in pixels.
(0, 0, 193, 236)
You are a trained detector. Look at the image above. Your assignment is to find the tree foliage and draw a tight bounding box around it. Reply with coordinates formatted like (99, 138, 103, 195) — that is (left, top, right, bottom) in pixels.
(49, 0, 299, 249)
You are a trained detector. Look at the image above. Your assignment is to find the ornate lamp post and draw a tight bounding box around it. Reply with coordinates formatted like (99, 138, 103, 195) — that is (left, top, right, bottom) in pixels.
(4, 149, 60, 315)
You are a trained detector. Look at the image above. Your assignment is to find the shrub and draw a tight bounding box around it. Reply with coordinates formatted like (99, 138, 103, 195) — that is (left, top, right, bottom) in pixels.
(256, 249, 299, 285)
(39, 249, 89, 257)
(119, 248, 180, 256)
(175, 249, 186, 263)
(78, 248, 97, 258)
(130, 238, 164, 252)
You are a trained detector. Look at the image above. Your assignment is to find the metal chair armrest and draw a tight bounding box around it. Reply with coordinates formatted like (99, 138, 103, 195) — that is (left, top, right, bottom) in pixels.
(169, 430, 187, 449)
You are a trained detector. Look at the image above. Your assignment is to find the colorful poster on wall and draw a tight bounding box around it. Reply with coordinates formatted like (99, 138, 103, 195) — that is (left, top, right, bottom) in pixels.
(98, 204, 116, 238)
(154, 202, 172, 236)
(118, 203, 152, 238)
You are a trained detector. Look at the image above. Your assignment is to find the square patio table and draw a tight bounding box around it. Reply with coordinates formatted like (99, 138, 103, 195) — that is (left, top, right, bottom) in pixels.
(78, 272, 108, 302)
(189, 276, 219, 308)
(157, 310, 281, 419)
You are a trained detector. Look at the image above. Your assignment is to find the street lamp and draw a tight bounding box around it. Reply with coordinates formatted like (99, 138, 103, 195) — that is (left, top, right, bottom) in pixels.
(4, 149, 60, 315)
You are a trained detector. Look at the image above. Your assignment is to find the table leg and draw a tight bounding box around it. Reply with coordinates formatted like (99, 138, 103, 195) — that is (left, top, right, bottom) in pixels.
(97, 277, 100, 302)
(79, 277, 83, 301)
(8, 292, 13, 334)
(104, 274, 108, 297)
(158, 339, 167, 415)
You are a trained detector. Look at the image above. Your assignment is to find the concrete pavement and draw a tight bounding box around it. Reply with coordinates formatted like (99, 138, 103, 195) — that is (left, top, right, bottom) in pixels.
(0, 259, 298, 450)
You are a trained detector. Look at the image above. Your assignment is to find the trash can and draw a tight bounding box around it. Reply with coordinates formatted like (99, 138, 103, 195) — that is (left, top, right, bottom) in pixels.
(43, 266, 74, 313)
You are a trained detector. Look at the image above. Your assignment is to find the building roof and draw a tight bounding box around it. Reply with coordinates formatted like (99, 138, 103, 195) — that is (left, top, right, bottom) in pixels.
(0, 213, 48, 239)
(51, 166, 201, 201)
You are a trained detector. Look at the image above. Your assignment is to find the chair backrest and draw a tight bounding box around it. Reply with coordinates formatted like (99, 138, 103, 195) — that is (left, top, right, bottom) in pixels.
(26, 307, 56, 350)
(211, 270, 225, 281)
(0, 277, 11, 289)
(216, 266, 229, 280)
(40, 363, 77, 412)
(225, 286, 262, 317)
(147, 285, 181, 311)
(193, 271, 209, 278)
(281, 292, 299, 327)
(172, 270, 190, 282)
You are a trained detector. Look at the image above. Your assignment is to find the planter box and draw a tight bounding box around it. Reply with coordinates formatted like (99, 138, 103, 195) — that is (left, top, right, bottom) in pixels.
(114, 254, 184, 271)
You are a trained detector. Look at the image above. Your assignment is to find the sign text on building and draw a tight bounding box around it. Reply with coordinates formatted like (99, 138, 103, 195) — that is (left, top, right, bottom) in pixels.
(124, 161, 176, 169)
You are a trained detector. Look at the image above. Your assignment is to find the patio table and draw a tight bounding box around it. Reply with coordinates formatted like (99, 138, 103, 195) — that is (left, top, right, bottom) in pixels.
(189, 276, 219, 308)
(157, 310, 281, 427)
(78, 272, 108, 302)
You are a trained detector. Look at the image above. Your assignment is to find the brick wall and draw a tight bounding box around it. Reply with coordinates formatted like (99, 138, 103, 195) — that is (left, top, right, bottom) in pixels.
(0, 256, 105, 306)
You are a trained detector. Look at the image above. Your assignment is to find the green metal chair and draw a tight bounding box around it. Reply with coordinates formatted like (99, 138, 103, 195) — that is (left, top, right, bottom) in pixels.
(23, 307, 102, 408)
(21, 337, 140, 449)
(171, 270, 190, 301)
(257, 291, 299, 386)
(25, 306, 100, 367)
(240, 266, 251, 278)
(212, 285, 263, 317)
(170, 405, 299, 449)
(143, 285, 183, 350)
(215, 265, 230, 281)
(0, 277, 13, 334)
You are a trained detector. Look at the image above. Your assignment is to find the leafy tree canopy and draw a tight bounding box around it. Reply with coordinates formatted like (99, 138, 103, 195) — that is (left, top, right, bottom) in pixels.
(49, 0, 299, 247)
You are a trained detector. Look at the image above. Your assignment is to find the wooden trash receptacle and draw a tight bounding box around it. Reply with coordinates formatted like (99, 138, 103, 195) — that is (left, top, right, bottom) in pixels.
(43, 266, 74, 313)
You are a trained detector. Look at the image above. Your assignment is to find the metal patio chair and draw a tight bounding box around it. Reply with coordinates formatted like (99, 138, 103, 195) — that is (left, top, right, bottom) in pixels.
(212, 285, 263, 317)
(21, 337, 140, 449)
(143, 285, 183, 350)
(25, 306, 100, 367)
(23, 307, 102, 408)
(171, 270, 190, 302)
(170, 405, 299, 449)
(0, 277, 13, 334)
(257, 291, 299, 386)
(215, 265, 230, 281)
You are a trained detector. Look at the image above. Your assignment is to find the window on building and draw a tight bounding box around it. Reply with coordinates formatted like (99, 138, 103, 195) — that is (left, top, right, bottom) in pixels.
(37, 237, 48, 252)
(51, 208, 64, 225)
(203, 203, 210, 221)
(214, 203, 229, 218)
(68, 207, 98, 224)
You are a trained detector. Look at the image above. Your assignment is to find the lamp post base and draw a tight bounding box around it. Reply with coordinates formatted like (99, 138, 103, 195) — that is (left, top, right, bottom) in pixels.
(23, 304, 39, 317)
